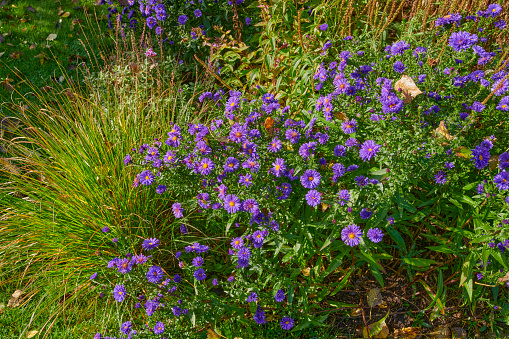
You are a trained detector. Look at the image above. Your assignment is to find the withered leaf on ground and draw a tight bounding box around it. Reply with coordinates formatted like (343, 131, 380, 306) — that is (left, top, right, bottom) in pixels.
(7, 290, 24, 307)
(26, 5, 36, 12)
(393, 327, 421, 339)
(394, 75, 422, 104)
(451, 327, 467, 339)
(367, 288, 383, 308)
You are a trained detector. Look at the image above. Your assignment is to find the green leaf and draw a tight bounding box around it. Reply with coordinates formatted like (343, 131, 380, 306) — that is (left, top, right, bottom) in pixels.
(326, 300, 357, 308)
(329, 270, 353, 296)
(402, 257, 437, 268)
(387, 226, 408, 254)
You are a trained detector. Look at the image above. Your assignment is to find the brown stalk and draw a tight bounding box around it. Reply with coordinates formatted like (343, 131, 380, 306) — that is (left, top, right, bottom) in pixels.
(297, 9, 305, 52)
(193, 55, 233, 92)
(376, 0, 392, 32)
(377, 0, 405, 37)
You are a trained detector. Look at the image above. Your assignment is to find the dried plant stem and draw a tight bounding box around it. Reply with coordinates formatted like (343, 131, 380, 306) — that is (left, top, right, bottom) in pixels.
(377, 0, 405, 37)
(482, 73, 509, 106)
(297, 9, 305, 52)
(193, 55, 233, 92)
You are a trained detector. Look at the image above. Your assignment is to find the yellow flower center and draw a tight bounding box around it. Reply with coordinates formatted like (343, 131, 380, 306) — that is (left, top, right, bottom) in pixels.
(368, 148, 372, 152)
(172, 136, 177, 141)
(151, 152, 155, 155)
(202, 163, 208, 169)
(479, 155, 483, 161)
(276, 165, 280, 170)
(229, 201, 235, 207)
(229, 163, 233, 167)
(145, 176, 149, 180)
(235, 132, 241, 138)
(308, 176, 314, 181)
(348, 232, 356, 239)
(118, 291, 122, 295)
(230, 102, 235, 107)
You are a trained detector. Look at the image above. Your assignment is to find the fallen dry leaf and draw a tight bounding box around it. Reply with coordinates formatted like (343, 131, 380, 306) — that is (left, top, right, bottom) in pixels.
(26, 330, 38, 338)
(47, 33, 57, 41)
(394, 75, 422, 104)
(367, 288, 383, 308)
(433, 121, 455, 141)
(429, 325, 451, 339)
(393, 327, 421, 339)
(7, 290, 24, 307)
(351, 307, 363, 316)
(497, 271, 509, 283)
(27, 6, 36, 12)
(301, 267, 311, 277)
(60, 11, 71, 17)
(334, 111, 347, 121)
(488, 154, 499, 170)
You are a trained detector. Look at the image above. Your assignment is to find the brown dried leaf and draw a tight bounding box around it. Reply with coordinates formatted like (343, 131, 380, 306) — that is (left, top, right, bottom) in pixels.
(394, 75, 422, 104)
(7, 290, 24, 307)
(489, 154, 499, 170)
(497, 271, 509, 283)
(433, 121, 455, 141)
(321, 203, 329, 212)
(428, 325, 451, 339)
(363, 321, 389, 338)
(264, 116, 274, 136)
(301, 267, 311, 276)
(367, 288, 383, 308)
(26, 6, 36, 13)
(393, 327, 421, 339)
(60, 11, 71, 17)
(334, 111, 347, 121)
(351, 307, 362, 316)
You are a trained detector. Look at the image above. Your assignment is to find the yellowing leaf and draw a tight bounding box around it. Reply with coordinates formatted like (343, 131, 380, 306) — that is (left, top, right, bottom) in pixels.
(363, 311, 389, 338)
(428, 325, 451, 339)
(489, 154, 499, 170)
(334, 111, 347, 121)
(393, 327, 421, 339)
(367, 288, 383, 308)
(47, 33, 57, 41)
(60, 11, 71, 17)
(394, 75, 422, 104)
(26, 330, 38, 338)
(207, 329, 220, 339)
(264, 117, 275, 136)
(433, 121, 455, 141)
(455, 146, 471, 159)
(301, 267, 311, 276)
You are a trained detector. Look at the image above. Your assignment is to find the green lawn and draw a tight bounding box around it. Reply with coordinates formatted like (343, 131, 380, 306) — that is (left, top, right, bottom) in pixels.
(0, 0, 107, 108)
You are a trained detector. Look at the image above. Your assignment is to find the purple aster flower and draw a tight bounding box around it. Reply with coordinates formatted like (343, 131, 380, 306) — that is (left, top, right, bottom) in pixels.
(367, 228, 384, 243)
(173, 274, 182, 283)
(387, 216, 394, 225)
(300, 169, 321, 189)
(212, 278, 218, 286)
(156, 185, 167, 194)
(144, 299, 158, 316)
(123, 154, 132, 166)
(341, 119, 357, 134)
(224, 194, 241, 213)
(494, 172, 509, 191)
(231, 237, 244, 249)
(139, 170, 155, 186)
(272, 158, 286, 177)
(345, 138, 358, 148)
(268, 138, 282, 152)
(120, 321, 132, 334)
(499, 152, 509, 170)
(154, 322, 164, 334)
(194, 9, 202, 17)
(242, 199, 259, 214)
(486, 3, 502, 17)
(492, 78, 509, 96)
(217, 184, 228, 199)
(242, 158, 260, 173)
(298, 142, 317, 159)
(334, 145, 346, 157)
(178, 14, 188, 25)
(227, 276, 235, 282)
(172, 202, 184, 218)
(102, 226, 110, 233)
(237, 246, 251, 259)
(445, 162, 455, 170)
(280, 316, 295, 330)
(285, 129, 301, 144)
(338, 189, 350, 206)
(90, 272, 97, 280)
(116, 258, 133, 274)
(142, 238, 160, 250)
(239, 173, 254, 188)
(194, 268, 206, 281)
(246, 292, 258, 302)
(146, 16, 157, 29)
(113, 284, 127, 302)
(331, 163, 346, 183)
(245, 17, 252, 26)
(471, 145, 490, 169)
(147, 266, 164, 284)
(341, 224, 363, 246)
(275, 289, 285, 302)
(254, 305, 266, 324)
(319, 23, 328, 31)
(449, 31, 478, 52)
(496, 96, 509, 111)
(393, 60, 407, 73)
(435, 171, 448, 185)
(305, 189, 321, 207)
(359, 140, 381, 162)
(198, 158, 215, 175)
(360, 208, 373, 219)
(192, 256, 204, 267)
